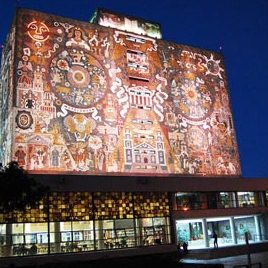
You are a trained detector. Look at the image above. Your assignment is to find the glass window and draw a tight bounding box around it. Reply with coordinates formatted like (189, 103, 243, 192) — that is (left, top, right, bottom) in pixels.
(176, 219, 205, 249)
(207, 217, 232, 247)
(0, 224, 6, 246)
(134, 217, 171, 246)
(207, 192, 217, 209)
(234, 216, 256, 244)
(61, 232, 71, 242)
(237, 192, 256, 207)
(176, 215, 264, 250)
(12, 224, 24, 245)
(218, 192, 236, 208)
(73, 231, 82, 241)
(114, 219, 135, 248)
(175, 192, 202, 210)
(255, 192, 265, 207)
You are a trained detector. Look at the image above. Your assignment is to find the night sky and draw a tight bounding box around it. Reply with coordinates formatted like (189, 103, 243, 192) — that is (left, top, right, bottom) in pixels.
(0, 0, 267, 178)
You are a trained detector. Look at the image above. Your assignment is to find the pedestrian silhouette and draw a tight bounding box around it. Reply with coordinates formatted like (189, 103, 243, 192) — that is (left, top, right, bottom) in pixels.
(182, 241, 188, 254)
(213, 231, 218, 248)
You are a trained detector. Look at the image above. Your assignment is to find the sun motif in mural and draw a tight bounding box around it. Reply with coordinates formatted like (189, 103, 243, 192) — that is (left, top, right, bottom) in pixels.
(27, 20, 50, 42)
(171, 76, 215, 121)
(49, 49, 108, 108)
(184, 85, 199, 102)
(204, 54, 224, 79)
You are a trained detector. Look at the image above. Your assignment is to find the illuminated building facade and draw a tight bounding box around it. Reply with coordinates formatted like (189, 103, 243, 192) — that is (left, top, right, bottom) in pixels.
(0, 8, 268, 265)
(1, 8, 240, 176)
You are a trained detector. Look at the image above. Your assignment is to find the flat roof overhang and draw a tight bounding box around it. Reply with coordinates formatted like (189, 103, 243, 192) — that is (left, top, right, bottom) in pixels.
(27, 173, 268, 192)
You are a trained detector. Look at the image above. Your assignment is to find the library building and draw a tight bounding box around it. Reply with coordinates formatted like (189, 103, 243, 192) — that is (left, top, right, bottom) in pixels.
(0, 7, 268, 266)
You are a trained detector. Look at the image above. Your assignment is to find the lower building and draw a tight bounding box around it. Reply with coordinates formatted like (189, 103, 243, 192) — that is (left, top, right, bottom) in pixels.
(0, 175, 268, 265)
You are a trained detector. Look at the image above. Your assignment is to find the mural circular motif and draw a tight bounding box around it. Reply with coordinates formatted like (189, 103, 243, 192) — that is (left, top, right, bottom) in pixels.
(27, 20, 50, 42)
(16, 110, 33, 130)
(67, 65, 90, 88)
(207, 60, 220, 75)
(171, 76, 215, 121)
(50, 49, 107, 108)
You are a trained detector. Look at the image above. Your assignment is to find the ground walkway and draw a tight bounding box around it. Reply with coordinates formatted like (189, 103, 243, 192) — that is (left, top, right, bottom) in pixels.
(1, 243, 268, 268)
(180, 248, 268, 267)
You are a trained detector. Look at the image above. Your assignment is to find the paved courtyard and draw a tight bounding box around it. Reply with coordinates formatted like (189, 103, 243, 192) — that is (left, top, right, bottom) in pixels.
(180, 251, 268, 267)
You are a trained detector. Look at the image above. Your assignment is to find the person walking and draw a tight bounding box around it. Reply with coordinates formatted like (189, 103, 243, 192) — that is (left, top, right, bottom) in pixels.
(213, 231, 218, 248)
(182, 241, 188, 254)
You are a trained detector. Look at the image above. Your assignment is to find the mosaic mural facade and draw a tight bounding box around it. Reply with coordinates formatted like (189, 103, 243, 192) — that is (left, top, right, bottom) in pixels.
(1, 9, 241, 176)
(0, 25, 15, 166)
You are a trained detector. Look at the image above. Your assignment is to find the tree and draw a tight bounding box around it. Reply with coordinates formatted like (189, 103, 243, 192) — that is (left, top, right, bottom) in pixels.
(0, 161, 49, 213)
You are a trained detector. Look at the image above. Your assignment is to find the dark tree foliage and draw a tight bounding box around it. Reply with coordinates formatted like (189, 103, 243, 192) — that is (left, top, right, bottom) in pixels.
(0, 161, 49, 213)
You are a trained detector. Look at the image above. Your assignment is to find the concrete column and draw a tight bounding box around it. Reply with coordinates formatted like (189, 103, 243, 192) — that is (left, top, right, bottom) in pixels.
(5, 224, 12, 257)
(96, 220, 104, 250)
(230, 217, 237, 244)
(233, 192, 238, 208)
(254, 215, 261, 241)
(54, 222, 61, 253)
(171, 193, 177, 211)
(135, 219, 143, 246)
(202, 218, 209, 247)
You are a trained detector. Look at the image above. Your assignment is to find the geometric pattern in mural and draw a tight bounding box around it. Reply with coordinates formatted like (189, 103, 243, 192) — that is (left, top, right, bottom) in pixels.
(5, 9, 241, 176)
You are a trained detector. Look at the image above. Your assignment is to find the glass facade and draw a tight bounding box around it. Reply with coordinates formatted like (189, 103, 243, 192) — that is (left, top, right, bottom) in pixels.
(0, 217, 171, 257)
(0, 191, 268, 257)
(0, 191, 172, 257)
(174, 191, 265, 211)
(174, 191, 268, 249)
(176, 215, 264, 249)
(1, 190, 268, 257)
